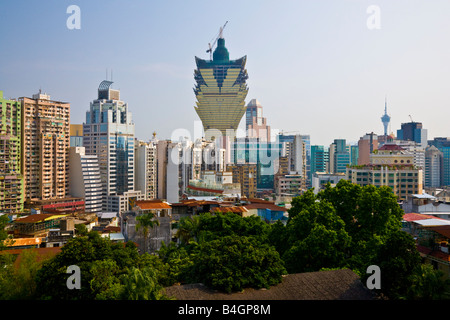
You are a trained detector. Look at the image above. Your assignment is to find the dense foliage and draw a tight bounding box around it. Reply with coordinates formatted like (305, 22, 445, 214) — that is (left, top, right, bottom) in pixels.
(1, 180, 449, 300)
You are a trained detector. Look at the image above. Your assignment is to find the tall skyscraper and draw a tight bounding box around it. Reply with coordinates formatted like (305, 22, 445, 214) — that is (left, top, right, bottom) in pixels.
(83, 80, 136, 210)
(246, 99, 271, 141)
(194, 32, 249, 135)
(135, 139, 157, 200)
(69, 146, 102, 214)
(424, 145, 443, 188)
(381, 98, 391, 136)
(397, 121, 428, 148)
(329, 139, 350, 174)
(20, 91, 70, 201)
(429, 138, 450, 186)
(350, 145, 359, 166)
(0, 91, 24, 213)
(311, 145, 329, 174)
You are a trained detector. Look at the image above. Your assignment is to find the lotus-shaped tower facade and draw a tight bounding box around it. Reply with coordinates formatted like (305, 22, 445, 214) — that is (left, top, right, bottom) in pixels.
(194, 36, 249, 135)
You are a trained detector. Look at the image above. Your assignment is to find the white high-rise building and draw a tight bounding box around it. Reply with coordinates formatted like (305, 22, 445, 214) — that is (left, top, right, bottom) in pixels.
(135, 139, 157, 200)
(83, 80, 140, 212)
(425, 145, 443, 188)
(69, 147, 103, 213)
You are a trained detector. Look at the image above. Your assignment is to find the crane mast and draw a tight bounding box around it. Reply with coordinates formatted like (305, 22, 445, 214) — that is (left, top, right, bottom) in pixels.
(206, 21, 228, 60)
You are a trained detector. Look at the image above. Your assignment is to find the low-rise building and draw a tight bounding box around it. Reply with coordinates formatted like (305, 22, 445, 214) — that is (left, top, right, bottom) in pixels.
(402, 212, 450, 280)
(312, 172, 346, 194)
(274, 174, 305, 197)
(346, 144, 423, 201)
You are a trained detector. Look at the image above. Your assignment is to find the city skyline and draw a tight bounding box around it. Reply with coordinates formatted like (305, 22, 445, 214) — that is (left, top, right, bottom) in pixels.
(1, 1, 450, 146)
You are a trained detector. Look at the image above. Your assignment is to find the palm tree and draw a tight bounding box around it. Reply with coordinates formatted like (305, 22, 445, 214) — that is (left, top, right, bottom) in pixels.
(121, 267, 168, 300)
(175, 215, 201, 245)
(136, 211, 160, 253)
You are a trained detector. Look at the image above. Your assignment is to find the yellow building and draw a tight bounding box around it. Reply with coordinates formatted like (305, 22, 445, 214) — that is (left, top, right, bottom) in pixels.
(227, 164, 257, 199)
(194, 35, 248, 135)
(347, 144, 423, 201)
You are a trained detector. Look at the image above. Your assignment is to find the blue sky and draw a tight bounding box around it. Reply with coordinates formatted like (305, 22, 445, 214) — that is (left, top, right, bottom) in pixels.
(1, 0, 450, 146)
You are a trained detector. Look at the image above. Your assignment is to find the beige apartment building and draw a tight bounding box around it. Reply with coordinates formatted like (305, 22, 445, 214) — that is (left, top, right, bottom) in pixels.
(20, 91, 70, 201)
(227, 164, 257, 199)
(347, 144, 423, 201)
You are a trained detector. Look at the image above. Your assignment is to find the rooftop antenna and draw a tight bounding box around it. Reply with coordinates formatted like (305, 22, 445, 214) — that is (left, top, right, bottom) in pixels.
(207, 21, 228, 60)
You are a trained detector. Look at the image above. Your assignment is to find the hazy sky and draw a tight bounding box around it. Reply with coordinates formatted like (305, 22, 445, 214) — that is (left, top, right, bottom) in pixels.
(1, 0, 450, 146)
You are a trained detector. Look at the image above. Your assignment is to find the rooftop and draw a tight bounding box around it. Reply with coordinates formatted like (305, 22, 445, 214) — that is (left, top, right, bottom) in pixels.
(244, 203, 288, 212)
(377, 144, 405, 151)
(211, 206, 248, 214)
(135, 200, 172, 210)
(164, 269, 375, 300)
(14, 214, 66, 224)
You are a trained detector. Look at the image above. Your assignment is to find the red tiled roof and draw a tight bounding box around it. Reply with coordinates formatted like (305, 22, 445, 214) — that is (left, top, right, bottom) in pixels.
(136, 200, 172, 210)
(403, 213, 439, 221)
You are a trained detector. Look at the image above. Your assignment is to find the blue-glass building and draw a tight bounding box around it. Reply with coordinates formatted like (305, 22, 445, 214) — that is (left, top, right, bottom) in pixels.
(331, 139, 350, 174)
(311, 145, 329, 174)
(397, 121, 428, 148)
(429, 138, 450, 186)
(83, 81, 135, 199)
(231, 136, 282, 189)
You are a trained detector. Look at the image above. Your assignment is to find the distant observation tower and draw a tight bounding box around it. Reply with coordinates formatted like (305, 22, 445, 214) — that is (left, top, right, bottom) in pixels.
(381, 98, 391, 136)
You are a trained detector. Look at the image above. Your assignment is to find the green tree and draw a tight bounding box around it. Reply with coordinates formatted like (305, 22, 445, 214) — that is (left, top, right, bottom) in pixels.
(75, 223, 88, 236)
(136, 212, 160, 253)
(0, 249, 42, 299)
(89, 259, 123, 300)
(120, 267, 169, 300)
(284, 180, 424, 299)
(174, 215, 201, 245)
(187, 235, 286, 293)
(157, 241, 193, 286)
(407, 264, 450, 300)
(0, 214, 10, 250)
(283, 191, 351, 273)
(194, 211, 271, 244)
(35, 231, 150, 300)
(373, 231, 422, 299)
(319, 181, 403, 240)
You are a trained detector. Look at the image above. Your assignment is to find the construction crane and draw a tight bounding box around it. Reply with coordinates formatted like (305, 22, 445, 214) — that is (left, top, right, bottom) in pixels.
(409, 115, 414, 122)
(206, 21, 228, 60)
